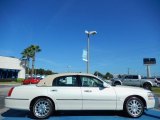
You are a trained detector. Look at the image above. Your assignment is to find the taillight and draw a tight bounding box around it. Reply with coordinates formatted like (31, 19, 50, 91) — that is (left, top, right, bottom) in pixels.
(8, 87, 14, 96)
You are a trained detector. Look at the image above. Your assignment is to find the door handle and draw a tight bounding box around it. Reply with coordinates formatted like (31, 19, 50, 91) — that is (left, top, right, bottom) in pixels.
(51, 89, 57, 92)
(84, 90, 92, 92)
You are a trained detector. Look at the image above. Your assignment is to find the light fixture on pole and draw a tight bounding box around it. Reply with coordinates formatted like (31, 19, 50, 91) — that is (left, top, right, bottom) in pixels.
(85, 30, 97, 73)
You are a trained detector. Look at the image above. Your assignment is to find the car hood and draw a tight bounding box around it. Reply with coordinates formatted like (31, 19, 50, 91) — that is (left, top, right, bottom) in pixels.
(113, 85, 151, 95)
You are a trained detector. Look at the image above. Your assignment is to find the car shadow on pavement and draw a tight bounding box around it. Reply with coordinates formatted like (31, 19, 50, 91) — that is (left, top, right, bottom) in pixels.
(2, 109, 160, 119)
(54, 110, 125, 117)
(2, 109, 127, 119)
(1, 109, 32, 118)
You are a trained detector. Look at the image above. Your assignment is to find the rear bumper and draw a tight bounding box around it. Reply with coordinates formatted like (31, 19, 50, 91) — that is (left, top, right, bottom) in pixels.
(5, 97, 30, 110)
(152, 83, 159, 87)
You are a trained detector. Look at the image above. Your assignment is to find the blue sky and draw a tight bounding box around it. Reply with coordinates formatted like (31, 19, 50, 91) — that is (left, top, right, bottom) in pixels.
(0, 0, 160, 76)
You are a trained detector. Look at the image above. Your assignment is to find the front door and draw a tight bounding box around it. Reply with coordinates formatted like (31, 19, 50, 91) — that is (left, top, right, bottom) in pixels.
(80, 76, 116, 110)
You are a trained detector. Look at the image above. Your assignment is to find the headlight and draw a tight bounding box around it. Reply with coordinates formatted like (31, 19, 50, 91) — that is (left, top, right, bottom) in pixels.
(147, 92, 154, 100)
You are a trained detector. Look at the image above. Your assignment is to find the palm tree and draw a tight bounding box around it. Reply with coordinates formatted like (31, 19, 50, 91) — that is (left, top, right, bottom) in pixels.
(29, 45, 41, 77)
(21, 45, 41, 77)
(21, 48, 32, 76)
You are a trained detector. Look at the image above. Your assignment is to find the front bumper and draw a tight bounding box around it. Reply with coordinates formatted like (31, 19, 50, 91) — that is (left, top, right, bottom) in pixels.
(146, 98, 155, 109)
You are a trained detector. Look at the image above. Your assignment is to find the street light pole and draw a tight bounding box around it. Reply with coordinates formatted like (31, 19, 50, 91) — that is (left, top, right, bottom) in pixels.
(87, 34, 90, 73)
(85, 30, 97, 73)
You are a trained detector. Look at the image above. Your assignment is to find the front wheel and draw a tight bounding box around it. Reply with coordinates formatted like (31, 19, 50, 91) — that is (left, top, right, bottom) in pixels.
(124, 97, 144, 118)
(32, 98, 53, 119)
(114, 82, 121, 86)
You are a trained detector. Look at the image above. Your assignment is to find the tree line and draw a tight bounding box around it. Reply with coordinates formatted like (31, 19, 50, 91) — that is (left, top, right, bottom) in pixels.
(94, 71, 113, 80)
(27, 68, 55, 75)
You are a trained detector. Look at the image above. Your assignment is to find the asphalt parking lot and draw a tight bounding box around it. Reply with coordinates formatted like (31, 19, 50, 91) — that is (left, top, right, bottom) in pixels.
(0, 85, 160, 120)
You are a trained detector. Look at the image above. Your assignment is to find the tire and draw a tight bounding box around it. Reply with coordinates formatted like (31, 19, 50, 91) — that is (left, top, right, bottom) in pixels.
(114, 82, 121, 86)
(32, 98, 53, 119)
(124, 97, 144, 118)
(143, 83, 152, 90)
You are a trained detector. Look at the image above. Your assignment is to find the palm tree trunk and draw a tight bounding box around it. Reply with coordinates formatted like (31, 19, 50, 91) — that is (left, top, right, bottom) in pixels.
(24, 59, 27, 78)
(27, 58, 30, 77)
(31, 56, 35, 77)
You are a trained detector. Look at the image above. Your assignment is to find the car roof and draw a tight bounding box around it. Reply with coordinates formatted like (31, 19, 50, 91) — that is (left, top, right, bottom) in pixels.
(37, 73, 96, 87)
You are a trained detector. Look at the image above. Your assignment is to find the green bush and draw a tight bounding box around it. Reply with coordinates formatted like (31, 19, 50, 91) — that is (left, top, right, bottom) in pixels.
(0, 78, 24, 82)
(16, 78, 24, 83)
(0, 78, 17, 82)
(152, 87, 160, 94)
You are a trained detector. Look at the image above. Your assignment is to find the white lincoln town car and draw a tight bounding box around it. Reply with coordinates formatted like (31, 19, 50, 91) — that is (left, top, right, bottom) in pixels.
(5, 73, 155, 119)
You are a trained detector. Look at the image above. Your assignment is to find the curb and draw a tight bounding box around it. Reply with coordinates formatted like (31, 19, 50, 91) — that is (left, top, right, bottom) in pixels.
(0, 84, 21, 86)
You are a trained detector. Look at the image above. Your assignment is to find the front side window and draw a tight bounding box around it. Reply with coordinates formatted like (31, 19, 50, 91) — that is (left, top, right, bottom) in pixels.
(81, 76, 103, 87)
(53, 76, 78, 87)
(125, 75, 133, 79)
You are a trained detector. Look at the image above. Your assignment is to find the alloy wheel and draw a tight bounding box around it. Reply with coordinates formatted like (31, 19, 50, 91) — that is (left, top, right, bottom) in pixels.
(33, 98, 53, 119)
(125, 97, 144, 118)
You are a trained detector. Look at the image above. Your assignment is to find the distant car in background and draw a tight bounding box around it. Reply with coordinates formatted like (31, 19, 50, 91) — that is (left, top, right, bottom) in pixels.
(22, 77, 40, 85)
(156, 78, 160, 87)
(111, 75, 158, 90)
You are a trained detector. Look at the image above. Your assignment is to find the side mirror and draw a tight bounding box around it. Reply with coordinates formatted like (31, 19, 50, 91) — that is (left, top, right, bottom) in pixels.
(103, 82, 109, 88)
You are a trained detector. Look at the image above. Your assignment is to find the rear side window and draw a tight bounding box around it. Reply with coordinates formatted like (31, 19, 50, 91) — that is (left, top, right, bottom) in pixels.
(52, 76, 78, 87)
(132, 75, 138, 79)
(124, 75, 138, 79)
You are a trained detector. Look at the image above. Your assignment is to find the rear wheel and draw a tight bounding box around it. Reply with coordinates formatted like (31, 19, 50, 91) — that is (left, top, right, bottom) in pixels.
(32, 98, 53, 119)
(143, 83, 152, 90)
(124, 97, 144, 118)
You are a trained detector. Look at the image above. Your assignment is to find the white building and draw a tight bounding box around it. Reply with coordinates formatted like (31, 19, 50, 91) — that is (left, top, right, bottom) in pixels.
(0, 56, 25, 79)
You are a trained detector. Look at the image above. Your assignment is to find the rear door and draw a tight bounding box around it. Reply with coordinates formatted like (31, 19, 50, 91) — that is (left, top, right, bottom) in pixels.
(122, 76, 131, 85)
(130, 75, 141, 86)
(50, 75, 82, 110)
(80, 76, 116, 110)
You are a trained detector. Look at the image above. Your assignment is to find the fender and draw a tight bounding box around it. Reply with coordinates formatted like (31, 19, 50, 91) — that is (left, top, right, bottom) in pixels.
(142, 81, 153, 87)
(113, 80, 122, 85)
